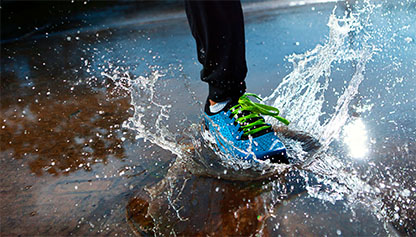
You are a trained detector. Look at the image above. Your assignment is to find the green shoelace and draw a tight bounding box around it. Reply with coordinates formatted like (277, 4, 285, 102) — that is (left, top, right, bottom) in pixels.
(230, 93, 290, 136)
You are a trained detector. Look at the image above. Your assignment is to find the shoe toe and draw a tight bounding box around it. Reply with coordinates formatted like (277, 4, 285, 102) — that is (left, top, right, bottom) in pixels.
(252, 135, 289, 164)
(255, 149, 289, 164)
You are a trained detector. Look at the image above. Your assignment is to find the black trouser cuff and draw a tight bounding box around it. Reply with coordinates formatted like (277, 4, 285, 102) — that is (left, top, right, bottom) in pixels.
(208, 82, 246, 102)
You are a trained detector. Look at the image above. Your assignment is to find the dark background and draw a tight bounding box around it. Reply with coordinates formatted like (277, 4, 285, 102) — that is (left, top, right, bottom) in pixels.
(1, 0, 186, 43)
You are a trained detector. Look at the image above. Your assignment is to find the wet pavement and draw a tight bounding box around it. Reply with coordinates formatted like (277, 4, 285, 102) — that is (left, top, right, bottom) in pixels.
(1, 0, 416, 236)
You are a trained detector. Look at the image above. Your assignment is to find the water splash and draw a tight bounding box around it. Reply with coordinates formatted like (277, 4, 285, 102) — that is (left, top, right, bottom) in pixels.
(264, 1, 377, 144)
(102, 67, 186, 158)
(98, 0, 415, 234)
(260, 1, 414, 233)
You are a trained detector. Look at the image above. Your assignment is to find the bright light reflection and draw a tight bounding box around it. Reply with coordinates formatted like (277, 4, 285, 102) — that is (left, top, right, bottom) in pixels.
(343, 118, 368, 159)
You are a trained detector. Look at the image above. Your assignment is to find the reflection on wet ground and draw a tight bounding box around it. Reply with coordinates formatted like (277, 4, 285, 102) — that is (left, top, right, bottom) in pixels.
(1, 82, 129, 175)
(125, 160, 391, 236)
(1, 0, 416, 236)
(0, 49, 135, 234)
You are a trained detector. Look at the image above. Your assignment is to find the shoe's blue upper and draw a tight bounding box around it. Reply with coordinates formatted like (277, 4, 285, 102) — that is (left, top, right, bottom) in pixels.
(204, 109, 287, 162)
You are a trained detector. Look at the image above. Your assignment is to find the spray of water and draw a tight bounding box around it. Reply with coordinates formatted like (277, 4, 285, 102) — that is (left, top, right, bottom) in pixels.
(259, 0, 403, 229)
(264, 1, 376, 144)
(102, 67, 186, 158)
(98, 0, 414, 234)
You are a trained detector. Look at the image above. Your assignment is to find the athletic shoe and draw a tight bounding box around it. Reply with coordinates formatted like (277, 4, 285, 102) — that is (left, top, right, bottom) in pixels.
(203, 93, 290, 164)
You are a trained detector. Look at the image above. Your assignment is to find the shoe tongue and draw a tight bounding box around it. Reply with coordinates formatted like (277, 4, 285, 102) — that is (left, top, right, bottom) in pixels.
(223, 97, 239, 112)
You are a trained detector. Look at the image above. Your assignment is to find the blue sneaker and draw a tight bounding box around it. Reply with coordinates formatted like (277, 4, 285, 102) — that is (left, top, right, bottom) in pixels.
(203, 93, 290, 164)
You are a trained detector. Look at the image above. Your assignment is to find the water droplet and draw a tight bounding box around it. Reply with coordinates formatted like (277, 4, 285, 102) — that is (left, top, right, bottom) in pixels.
(402, 189, 411, 197)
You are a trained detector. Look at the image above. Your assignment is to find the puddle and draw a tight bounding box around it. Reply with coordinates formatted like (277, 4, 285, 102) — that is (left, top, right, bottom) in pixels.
(1, 0, 415, 236)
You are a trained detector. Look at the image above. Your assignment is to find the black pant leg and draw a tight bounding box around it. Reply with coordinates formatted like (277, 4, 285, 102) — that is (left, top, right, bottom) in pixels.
(185, 0, 247, 102)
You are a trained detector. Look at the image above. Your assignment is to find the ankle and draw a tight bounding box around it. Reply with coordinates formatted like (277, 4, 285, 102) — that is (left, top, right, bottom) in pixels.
(209, 99, 217, 106)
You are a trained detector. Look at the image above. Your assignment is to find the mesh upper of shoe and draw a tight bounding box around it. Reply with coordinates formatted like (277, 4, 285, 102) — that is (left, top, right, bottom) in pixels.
(205, 110, 285, 161)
